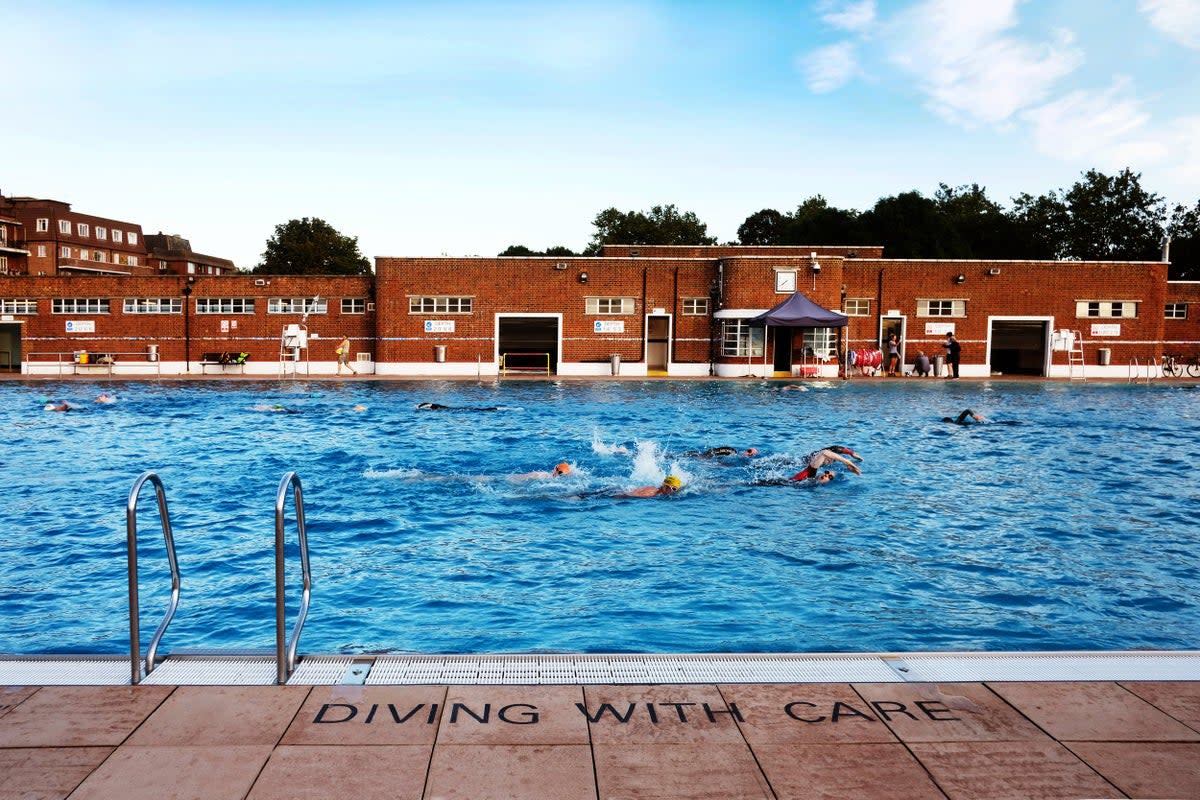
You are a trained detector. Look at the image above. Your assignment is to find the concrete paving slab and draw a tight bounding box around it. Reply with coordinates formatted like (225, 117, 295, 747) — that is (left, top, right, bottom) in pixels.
(990, 681, 1200, 741)
(434, 685, 589, 745)
(125, 684, 310, 746)
(1064, 740, 1200, 798)
(1119, 680, 1200, 732)
(246, 745, 431, 800)
(753, 742, 947, 800)
(281, 684, 447, 745)
(581, 684, 746, 744)
(0, 685, 171, 747)
(67, 745, 274, 800)
(718, 683, 899, 744)
(592, 743, 773, 799)
(851, 682, 1049, 742)
(0, 746, 113, 800)
(907, 740, 1121, 799)
(426, 744, 595, 800)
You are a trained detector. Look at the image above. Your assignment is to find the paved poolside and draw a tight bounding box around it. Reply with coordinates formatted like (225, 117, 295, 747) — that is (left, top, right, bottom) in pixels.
(3, 674, 1198, 798)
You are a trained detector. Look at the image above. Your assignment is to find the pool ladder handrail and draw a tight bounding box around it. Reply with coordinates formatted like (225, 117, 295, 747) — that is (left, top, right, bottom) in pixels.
(275, 471, 311, 685)
(126, 471, 181, 685)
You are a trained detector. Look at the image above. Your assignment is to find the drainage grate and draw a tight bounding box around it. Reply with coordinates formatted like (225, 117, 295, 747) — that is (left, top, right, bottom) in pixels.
(889, 651, 1200, 682)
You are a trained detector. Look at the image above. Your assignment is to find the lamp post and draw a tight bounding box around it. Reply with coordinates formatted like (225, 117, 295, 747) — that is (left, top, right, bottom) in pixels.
(182, 283, 193, 373)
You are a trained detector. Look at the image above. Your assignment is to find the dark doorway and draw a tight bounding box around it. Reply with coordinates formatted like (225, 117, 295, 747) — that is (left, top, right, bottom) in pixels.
(0, 323, 21, 372)
(772, 327, 793, 374)
(990, 320, 1047, 376)
(498, 316, 559, 374)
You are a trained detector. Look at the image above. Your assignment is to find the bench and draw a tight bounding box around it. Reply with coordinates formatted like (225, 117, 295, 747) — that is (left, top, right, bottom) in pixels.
(75, 354, 116, 375)
(199, 352, 250, 374)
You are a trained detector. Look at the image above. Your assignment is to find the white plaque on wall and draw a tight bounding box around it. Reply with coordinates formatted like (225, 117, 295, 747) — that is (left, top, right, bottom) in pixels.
(425, 320, 455, 333)
(594, 320, 625, 334)
(65, 320, 95, 333)
(1091, 323, 1121, 337)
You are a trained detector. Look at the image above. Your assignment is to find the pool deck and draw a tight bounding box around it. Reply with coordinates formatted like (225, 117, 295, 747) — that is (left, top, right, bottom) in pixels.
(3, 654, 1199, 799)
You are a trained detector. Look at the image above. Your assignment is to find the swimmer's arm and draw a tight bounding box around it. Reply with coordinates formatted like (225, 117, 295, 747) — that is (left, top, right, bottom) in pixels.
(826, 452, 862, 474)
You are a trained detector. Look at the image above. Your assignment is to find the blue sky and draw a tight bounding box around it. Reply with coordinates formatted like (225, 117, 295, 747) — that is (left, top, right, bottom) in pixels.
(5, 0, 1198, 267)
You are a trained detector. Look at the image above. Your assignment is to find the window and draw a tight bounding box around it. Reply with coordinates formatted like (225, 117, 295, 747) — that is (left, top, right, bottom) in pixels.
(123, 298, 182, 314)
(918, 299, 966, 317)
(59, 220, 71, 234)
(159, 260, 169, 270)
(127, 232, 138, 245)
(584, 297, 634, 315)
(187, 262, 196, 274)
(0, 299, 37, 314)
(802, 327, 837, 360)
(36, 218, 49, 232)
(775, 271, 797, 292)
(94, 251, 106, 262)
(80, 249, 90, 261)
(196, 298, 255, 314)
(409, 296, 473, 314)
(128, 255, 137, 266)
(341, 298, 367, 314)
(0, 257, 6, 272)
(60, 245, 71, 257)
(77, 223, 89, 237)
(96, 226, 107, 240)
(1076, 301, 1138, 319)
(268, 297, 328, 314)
(52, 298, 110, 314)
(112, 230, 123, 243)
(37, 245, 47, 258)
(1165, 303, 1188, 320)
(721, 319, 764, 357)
(682, 297, 710, 315)
(843, 298, 871, 316)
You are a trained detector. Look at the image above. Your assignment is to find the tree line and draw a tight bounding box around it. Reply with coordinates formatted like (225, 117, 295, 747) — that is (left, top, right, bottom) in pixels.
(255, 168, 1199, 280)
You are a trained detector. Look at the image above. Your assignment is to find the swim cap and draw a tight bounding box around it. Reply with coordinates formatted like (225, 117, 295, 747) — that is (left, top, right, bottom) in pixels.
(662, 475, 682, 489)
(554, 462, 571, 475)
(745, 448, 759, 457)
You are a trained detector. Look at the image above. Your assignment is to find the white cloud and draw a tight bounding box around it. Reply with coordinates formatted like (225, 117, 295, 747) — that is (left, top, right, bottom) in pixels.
(800, 41, 860, 92)
(885, 0, 1083, 127)
(817, 0, 877, 33)
(1138, 0, 1200, 48)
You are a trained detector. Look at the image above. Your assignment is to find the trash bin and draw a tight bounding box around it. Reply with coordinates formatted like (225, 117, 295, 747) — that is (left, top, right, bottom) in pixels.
(434, 345, 447, 363)
(1097, 348, 1111, 366)
(147, 344, 159, 362)
(933, 355, 945, 377)
(610, 354, 621, 376)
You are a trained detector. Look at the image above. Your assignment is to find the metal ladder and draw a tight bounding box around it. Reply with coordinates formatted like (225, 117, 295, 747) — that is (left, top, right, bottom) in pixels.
(126, 470, 312, 685)
(1066, 329, 1086, 381)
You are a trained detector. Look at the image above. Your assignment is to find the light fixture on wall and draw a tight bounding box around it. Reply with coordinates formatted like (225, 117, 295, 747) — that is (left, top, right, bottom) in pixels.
(810, 252, 821, 273)
(578, 271, 588, 283)
(954, 273, 966, 284)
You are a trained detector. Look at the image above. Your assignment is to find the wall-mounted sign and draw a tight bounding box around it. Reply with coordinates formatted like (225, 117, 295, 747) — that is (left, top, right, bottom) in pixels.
(65, 320, 95, 333)
(220, 320, 230, 333)
(1091, 323, 1121, 337)
(925, 322, 955, 335)
(594, 320, 625, 334)
(425, 320, 455, 333)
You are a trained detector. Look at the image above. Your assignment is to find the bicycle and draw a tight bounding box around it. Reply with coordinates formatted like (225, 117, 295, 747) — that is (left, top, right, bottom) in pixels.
(1161, 354, 1200, 378)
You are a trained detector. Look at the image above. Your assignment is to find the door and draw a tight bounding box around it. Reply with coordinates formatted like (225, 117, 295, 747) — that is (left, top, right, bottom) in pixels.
(0, 323, 21, 371)
(497, 315, 560, 374)
(880, 317, 906, 373)
(646, 315, 670, 373)
(772, 327, 793, 374)
(990, 320, 1048, 376)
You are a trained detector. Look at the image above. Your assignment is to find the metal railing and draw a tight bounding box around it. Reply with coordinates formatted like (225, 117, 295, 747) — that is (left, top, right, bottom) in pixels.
(274, 472, 311, 684)
(126, 471, 180, 685)
(500, 351, 551, 375)
(25, 350, 163, 377)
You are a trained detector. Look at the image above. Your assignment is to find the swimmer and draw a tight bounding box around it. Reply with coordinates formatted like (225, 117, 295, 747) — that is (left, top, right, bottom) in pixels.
(95, 393, 116, 404)
(781, 384, 809, 392)
(352, 404, 368, 412)
(253, 403, 301, 414)
(416, 402, 501, 412)
(942, 409, 985, 425)
(690, 446, 759, 458)
(790, 445, 863, 481)
(43, 400, 72, 412)
(513, 462, 572, 480)
(618, 475, 682, 498)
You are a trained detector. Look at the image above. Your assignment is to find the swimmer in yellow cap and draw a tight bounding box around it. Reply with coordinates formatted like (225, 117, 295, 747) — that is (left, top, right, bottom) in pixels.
(620, 475, 682, 498)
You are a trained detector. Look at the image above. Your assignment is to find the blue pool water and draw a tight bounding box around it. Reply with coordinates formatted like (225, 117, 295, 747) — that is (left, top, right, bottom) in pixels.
(1, 378, 1197, 656)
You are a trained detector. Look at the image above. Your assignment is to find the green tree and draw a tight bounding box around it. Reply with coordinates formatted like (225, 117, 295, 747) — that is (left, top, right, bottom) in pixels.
(935, 183, 1024, 258)
(1009, 190, 1070, 259)
(497, 244, 579, 257)
(585, 204, 716, 254)
(859, 191, 963, 258)
(784, 196, 865, 246)
(1059, 168, 1166, 260)
(255, 217, 371, 275)
(737, 209, 787, 245)
(498, 245, 536, 256)
(1167, 200, 1200, 280)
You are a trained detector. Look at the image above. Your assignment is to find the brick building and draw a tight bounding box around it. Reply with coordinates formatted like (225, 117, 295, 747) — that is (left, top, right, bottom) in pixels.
(1, 244, 1196, 378)
(0, 196, 150, 277)
(144, 233, 237, 278)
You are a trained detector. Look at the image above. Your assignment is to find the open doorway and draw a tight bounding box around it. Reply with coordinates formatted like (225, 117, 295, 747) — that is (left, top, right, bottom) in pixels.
(0, 322, 22, 372)
(646, 314, 671, 374)
(989, 319, 1049, 376)
(496, 315, 561, 374)
(772, 327, 793, 374)
(880, 316, 906, 373)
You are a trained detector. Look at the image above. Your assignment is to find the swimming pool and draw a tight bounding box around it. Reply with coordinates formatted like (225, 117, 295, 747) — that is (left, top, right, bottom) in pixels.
(1, 378, 1197, 656)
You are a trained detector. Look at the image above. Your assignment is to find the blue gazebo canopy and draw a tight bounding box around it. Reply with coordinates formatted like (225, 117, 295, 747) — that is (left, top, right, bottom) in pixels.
(748, 292, 848, 327)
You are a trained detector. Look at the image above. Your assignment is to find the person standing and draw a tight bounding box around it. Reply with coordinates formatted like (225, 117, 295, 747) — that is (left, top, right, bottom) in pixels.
(944, 332, 961, 379)
(336, 335, 358, 376)
(886, 333, 900, 376)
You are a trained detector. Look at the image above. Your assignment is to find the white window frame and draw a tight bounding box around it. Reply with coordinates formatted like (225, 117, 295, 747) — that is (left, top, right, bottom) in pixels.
(268, 297, 328, 314)
(128, 255, 138, 266)
(720, 319, 765, 357)
(1076, 300, 1139, 319)
(94, 251, 106, 262)
(112, 230, 123, 243)
(408, 296, 473, 314)
(844, 298, 871, 316)
(775, 270, 797, 293)
(1, 298, 37, 314)
(60, 245, 71, 257)
(802, 327, 838, 360)
(80, 249, 90, 261)
(95, 226, 107, 240)
(585, 297, 635, 315)
(195, 298, 256, 314)
(36, 218, 49, 232)
(52, 298, 110, 314)
(918, 299, 966, 317)
(681, 297, 709, 316)
(123, 298, 183, 314)
(77, 223, 89, 237)
(127, 232, 138, 245)
(341, 298, 367, 314)
(37, 245, 47, 258)
(59, 220, 71, 234)
(1165, 303, 1188, 320)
